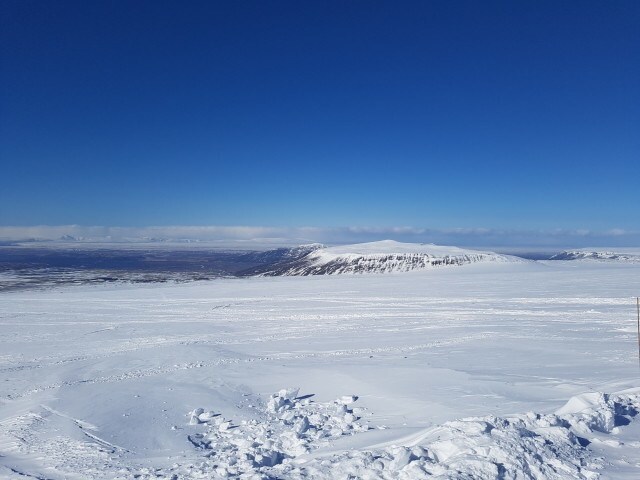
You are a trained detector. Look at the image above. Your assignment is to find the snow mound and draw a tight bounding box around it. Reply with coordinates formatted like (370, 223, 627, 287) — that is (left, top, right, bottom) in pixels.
(261, 240, 522, 276)
(137, 389, 640, 479)
(135, 389, 371, 479)
(272, 390, 640, 479)
(550, 249, 640, 263)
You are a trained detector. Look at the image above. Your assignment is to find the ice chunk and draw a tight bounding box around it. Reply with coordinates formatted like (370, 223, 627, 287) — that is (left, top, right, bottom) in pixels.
(294, 416, 309, 435)
(336, 395, 358, 405)
(277, 388, 300, 401)
(189, 408, 205, 425)
(388, 447, 412, 470)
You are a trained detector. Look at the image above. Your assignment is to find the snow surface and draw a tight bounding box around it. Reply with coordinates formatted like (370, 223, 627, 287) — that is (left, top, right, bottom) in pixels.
(2, 259, 640, 478)
(315, 240, 490, 256)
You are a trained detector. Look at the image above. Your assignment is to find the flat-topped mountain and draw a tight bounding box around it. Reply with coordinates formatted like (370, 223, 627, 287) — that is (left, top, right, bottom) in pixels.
(549, 248, 640, 262)
(249, 240, 522, 276)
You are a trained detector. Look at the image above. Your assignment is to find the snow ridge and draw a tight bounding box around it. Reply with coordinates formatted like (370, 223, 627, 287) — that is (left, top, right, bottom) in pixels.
(261, 240, 521, 276)
(550, 249, 640, 263)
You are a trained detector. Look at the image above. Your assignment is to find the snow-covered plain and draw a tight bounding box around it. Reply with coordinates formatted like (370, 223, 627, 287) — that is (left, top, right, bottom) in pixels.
(1, 259, 640, 478)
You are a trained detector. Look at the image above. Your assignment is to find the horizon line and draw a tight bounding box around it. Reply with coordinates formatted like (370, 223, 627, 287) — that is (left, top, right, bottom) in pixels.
(0, 224, 638, 250)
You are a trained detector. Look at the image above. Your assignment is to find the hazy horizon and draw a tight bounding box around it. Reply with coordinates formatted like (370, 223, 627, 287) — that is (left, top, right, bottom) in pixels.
(1, 224, 639, 251)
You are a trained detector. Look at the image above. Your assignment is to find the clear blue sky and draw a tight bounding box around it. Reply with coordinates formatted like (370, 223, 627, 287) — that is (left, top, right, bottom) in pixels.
(1, 1, 639, 237)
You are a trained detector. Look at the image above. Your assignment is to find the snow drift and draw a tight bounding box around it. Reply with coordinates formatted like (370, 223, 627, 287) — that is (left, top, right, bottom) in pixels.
(139, 388, 640, 479)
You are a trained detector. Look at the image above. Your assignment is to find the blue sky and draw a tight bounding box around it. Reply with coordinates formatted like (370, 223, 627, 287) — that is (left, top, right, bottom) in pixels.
(1, 1, 639, 246)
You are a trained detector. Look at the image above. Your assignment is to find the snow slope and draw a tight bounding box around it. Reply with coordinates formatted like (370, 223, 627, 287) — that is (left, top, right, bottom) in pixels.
(1, 260, 640, 478)
(261, 240, 522, 275)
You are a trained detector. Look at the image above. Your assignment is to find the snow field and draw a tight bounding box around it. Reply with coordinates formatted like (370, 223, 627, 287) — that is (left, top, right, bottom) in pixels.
(1, 260, 640, 478)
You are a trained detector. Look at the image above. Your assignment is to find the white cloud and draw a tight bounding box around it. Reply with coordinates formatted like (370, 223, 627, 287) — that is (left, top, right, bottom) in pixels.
(0, 225, 638, 249)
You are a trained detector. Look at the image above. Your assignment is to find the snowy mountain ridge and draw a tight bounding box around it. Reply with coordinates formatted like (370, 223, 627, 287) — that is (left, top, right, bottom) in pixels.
(259, 240, 522, 276)
(550, 248, 640, 263)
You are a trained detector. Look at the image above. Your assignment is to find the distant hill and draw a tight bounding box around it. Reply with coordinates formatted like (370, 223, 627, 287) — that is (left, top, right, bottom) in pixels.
(248, 240, 523, 276)
(549, 249, 640, 263)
